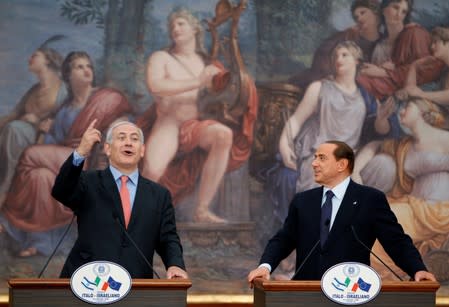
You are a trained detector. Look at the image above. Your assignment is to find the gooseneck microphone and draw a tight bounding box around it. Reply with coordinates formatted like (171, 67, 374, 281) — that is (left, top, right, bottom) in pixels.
(291, 239, 321, 280)
(350, 225, 403, 281)
(38, 215, 76, 278)
(113, 214, 161, 279)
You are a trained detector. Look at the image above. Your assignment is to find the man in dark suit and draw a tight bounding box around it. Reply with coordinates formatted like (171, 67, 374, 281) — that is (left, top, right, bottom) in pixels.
(247, 140, 435, 283)
(52, 119, 187, 279)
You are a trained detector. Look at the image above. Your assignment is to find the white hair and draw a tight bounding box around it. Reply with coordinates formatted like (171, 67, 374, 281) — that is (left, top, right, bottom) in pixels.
(105, 121, 144, 144)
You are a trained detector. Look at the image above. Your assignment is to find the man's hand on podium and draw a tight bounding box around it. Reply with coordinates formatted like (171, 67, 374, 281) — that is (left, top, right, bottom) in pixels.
(414, 270, 437, 282)
(247, 266, 270, 288)
(167, 266, 188, 279)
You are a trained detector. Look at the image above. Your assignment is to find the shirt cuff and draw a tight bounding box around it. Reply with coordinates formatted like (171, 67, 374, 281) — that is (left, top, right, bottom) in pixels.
(259, 263, 272, 273)
(72, 150, 85, 166)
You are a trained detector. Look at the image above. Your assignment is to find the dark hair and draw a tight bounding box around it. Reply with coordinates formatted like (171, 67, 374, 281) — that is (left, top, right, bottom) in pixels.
(380, 0, 414, 26)
(61, 51, 95, 101)
(36, 47, 63, 73)
(431, 26, 449, 44)
(326, 140, 355, 173)
(36, 35, 65, 73)
(351, 0, 381, 20)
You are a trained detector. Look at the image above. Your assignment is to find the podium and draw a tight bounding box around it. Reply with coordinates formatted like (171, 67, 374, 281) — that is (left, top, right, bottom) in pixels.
(253, 278, 440, 307)
(9, 278, 192, 307)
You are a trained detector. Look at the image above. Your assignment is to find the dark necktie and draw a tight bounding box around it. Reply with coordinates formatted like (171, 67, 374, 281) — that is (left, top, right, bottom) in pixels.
(320, 190, 334, 247)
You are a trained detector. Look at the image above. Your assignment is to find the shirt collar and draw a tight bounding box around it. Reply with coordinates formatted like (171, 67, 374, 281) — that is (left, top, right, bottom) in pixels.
(323, 176, 351, 200)
(109, 165, 139, 185)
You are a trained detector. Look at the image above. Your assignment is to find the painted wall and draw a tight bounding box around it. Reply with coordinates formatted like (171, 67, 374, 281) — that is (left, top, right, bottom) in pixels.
(0, 0, 448, 297)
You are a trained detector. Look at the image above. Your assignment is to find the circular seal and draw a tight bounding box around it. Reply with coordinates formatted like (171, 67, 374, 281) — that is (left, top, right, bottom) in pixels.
(93, 263, 110, 277)
(343, 263, 360, 278)
(70, 260, 132, 305)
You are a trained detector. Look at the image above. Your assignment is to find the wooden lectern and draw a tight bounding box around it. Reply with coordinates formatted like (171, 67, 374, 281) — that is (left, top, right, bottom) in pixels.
(9, 278, 192, 307)
(253, 278, 440, 307)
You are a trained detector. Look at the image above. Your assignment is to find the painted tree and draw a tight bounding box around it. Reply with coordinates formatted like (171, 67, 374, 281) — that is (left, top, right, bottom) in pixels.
(254, 0, 335, 80)
(60, 0, 151, 107)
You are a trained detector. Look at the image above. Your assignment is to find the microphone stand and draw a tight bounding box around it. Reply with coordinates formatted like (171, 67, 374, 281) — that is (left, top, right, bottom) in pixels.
(351, 225, 403, 281)
(38, 215, 76, 278)
(291, 240, 321, 280)
(113, 216, 161, 279)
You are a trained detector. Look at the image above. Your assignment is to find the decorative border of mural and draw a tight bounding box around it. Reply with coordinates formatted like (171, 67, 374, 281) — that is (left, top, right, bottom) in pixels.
(1, 293, 449, 305)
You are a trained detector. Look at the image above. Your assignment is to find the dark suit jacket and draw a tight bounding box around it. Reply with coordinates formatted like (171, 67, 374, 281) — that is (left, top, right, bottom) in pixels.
(260, 180, 426, 280)
(52, 153, 185, 278)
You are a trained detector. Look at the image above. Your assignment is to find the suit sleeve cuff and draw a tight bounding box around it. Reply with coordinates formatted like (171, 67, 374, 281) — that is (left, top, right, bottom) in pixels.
(73, 150, 86, 166)
(259, 263, 272, 273)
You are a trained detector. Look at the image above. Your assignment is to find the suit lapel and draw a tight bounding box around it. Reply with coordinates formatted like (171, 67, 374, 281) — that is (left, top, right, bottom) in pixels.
(311, 187, 324, 234)
(127, 175, 152, 230)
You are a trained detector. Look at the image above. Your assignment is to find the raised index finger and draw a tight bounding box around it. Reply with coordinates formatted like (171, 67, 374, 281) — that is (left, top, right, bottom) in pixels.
(87, 118, 98, 130)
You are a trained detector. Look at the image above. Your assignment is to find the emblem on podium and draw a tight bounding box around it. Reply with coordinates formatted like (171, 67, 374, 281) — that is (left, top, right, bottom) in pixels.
(70, 261, 132, 304)
(321, 262, 381, 305)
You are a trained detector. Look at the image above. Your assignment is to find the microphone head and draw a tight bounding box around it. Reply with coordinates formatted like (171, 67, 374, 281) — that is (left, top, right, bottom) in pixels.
(350, 225, 359, 239)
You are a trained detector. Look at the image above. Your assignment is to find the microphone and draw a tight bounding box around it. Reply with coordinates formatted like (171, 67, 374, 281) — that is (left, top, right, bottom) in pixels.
(291, 239, 320, 280)
(112, 214, 161, 279)
(350, 225, 403, 281)
(38, 215, 76, 278)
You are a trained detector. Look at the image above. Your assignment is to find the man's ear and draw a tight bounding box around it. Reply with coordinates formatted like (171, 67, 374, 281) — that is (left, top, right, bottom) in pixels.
(104, 143, 111, 157)
(337, 158, 349, 172)
(140, 144, 145, 158)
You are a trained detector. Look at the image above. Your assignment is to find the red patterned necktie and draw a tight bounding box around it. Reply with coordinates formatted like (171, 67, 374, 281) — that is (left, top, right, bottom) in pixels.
(120, 175, 131, 228)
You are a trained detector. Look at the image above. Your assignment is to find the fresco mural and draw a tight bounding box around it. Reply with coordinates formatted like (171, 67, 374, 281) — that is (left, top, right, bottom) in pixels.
(0, 0, 449, 300)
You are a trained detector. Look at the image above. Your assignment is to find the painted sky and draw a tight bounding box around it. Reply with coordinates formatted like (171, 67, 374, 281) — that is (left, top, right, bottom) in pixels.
(0, 0, 102, 114)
